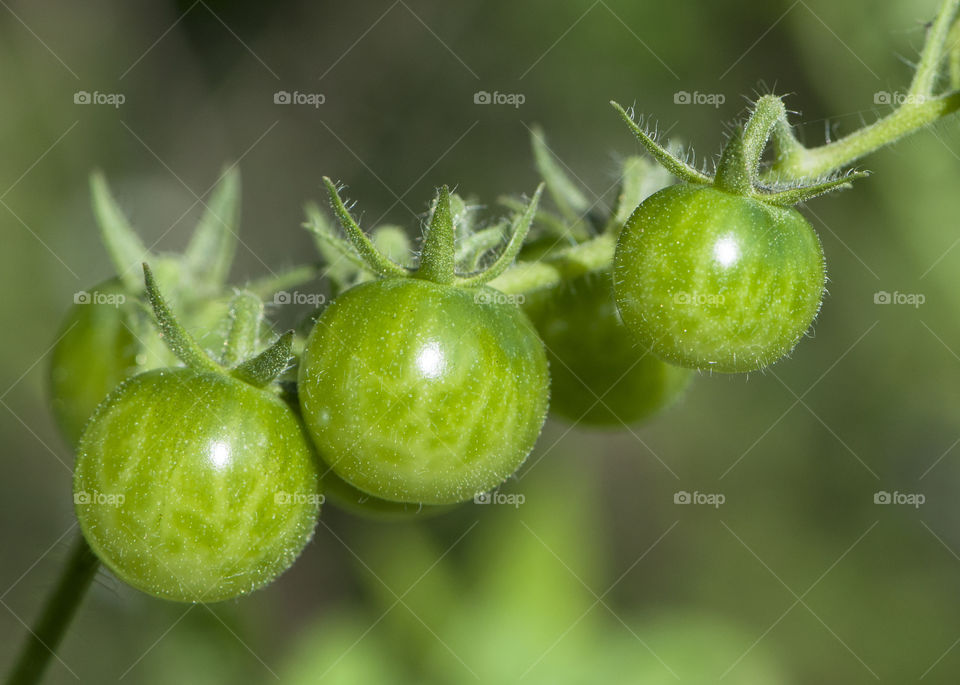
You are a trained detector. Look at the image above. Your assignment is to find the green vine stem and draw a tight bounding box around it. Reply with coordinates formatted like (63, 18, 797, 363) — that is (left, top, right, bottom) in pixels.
(6, 537, 100, 685)
(491, 0, 960, 297)
(767, 0, 960, 179)
(488, 233, 615, 295)
(767, 91, 960, 179)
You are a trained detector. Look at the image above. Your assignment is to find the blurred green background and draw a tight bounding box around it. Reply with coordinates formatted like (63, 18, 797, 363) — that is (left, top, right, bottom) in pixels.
(3, 0, 960, 682)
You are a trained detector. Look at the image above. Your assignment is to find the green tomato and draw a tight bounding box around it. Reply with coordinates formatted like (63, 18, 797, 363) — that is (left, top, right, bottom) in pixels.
(49, 275, 245, 446)
(49, 278, 139, 445)
(524, 272, 692, 426)
(614, 184, 825, 373)
(74, 367, 320, 602)
(298, 278, 549, 505)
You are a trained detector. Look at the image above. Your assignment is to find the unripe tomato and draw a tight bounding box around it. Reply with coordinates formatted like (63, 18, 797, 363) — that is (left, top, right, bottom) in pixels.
(614, 185, 825, 373)
(524, 272, 692, 426)
(298, 278, 549, 505)
(74, 368, 320, 602)
(49, 279, 138, 445)
(49, 276, 237, 445)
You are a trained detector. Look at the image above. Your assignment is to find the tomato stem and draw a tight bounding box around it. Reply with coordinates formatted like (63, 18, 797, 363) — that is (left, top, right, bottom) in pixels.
(910, 0, 960, 97)
(415, 185, 457, 284)
(489, 232, 614, 295)
(6, 537, 100, 685)
(766, 91, 960, 179)
(766, 0, 960, 180)
(713, 131, 752, 195)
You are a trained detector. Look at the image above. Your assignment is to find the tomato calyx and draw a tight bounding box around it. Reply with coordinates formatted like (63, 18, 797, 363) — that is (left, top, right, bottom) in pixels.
(611, 96, 869, 207)
(317, 176, 543, 290)
(142, 263, 294, 388)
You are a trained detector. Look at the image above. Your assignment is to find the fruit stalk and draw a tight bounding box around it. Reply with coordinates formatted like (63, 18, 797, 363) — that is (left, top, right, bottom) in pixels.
(6, 537, 100, 685)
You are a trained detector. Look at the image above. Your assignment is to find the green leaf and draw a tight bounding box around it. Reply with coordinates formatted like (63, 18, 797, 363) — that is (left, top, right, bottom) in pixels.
(90, 172, 152, 292)
(323, 177, 409, 279)
(610, 101, 712, 186)
(530, 124, 590, 222)
(304, 201, 368, 290)
(221, 291, 263, 367)
(456, 223, 508, 273)
(231, 330, 294, 387)
(458, 184, 544, 288)
(142, 263, 222, 374)
(610, 156, 673, 228)
(185, 166, 241, 293)
(371, 226, 413, 268)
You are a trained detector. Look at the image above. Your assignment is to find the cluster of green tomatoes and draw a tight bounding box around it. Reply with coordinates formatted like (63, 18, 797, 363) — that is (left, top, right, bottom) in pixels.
(50, 100, 851, 603)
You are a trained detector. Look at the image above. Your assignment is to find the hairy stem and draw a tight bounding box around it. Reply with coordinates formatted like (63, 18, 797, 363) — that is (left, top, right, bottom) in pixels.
(768, 91, 960, 180)
(910, 0, 960, 96)
(489, 233, 614, 295)
(6, 537, 100, 685)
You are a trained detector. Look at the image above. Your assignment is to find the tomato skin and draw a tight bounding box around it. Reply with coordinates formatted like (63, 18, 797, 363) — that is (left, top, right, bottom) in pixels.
(49, 278, 139, 445)
(298, 278, 549, 505)
(74, 368, 320, 603)
(614, 184, 825, 373)
(524, 272, 692, 426)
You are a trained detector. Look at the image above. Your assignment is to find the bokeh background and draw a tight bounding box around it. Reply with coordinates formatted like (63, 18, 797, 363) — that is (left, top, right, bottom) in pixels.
(3, 0, 960, 683)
